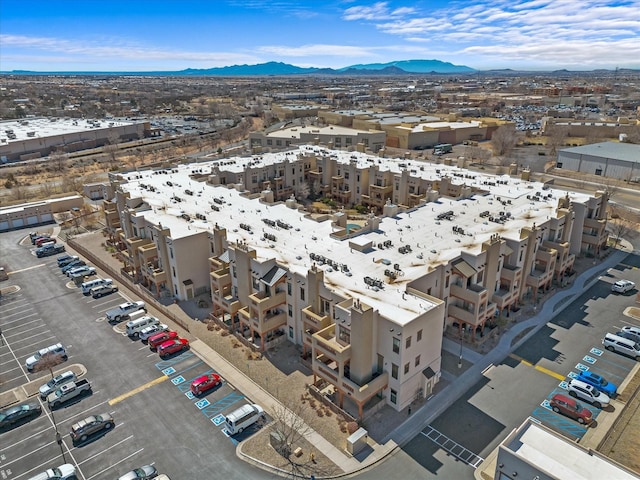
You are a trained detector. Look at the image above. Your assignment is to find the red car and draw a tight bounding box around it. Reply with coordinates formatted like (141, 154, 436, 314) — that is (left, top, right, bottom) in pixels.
(191, 373, 222, 396)
(148, 330, 178, 351)
(157, 338, 190, 359)
(549, 393, 593, 425)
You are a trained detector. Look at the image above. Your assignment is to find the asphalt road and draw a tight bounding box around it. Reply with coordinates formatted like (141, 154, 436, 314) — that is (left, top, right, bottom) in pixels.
(0, 229, 264, 480)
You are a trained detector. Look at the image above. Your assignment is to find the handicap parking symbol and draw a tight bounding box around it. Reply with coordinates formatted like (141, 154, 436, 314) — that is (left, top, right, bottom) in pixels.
(195, 398, 211, 410)
(185, 391, 195, 400)
(211, 414, 225, 426)
(171, 375, 185, 385)
(162, 367, 176, 376)
(590, 348, 603, 356)
(541, 399, 551, 409)
(583, 355, 596, 365)
(575, 363, 589, 372)
(567, 371, 578, 379)
(559, 381, 569, 390)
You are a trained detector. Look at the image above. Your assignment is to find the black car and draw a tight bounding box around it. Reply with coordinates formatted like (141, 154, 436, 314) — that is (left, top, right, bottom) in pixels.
(0, 402, 42, 429)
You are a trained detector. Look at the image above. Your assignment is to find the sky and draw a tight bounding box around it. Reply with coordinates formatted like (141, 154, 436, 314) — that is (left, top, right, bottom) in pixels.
(1, 0, 639, 72)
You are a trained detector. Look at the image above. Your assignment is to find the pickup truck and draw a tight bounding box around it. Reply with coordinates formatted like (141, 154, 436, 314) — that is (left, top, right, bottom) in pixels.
(47, 379, 92, 409)
(106, 301, 146, 323)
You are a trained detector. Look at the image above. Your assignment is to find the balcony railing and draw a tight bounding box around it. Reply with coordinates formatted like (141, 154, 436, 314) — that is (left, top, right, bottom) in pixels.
(313, 361, 388, 404)
(301, 306, 331, 328)
(249, 289, 286, 312)
(448, 304, 478, 325)
(450, 282, 487, 305)
(500, 263, 521, 283)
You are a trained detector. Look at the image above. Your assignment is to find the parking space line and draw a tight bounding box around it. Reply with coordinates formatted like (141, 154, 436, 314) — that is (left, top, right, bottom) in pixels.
(0, 311, 38, 323)
(7, 264, 47, 275)
(0, 424, 55, 454)
(200, 392, 245, 419)
(76, 435, 135, 466)
(420, 425, 484, 469)
(84, 448, 144, 480)
(508, 354, 565, 380)
(2, 318, 42, 332)
(58, 400, 111, 426)
(108, 376, 169, 405)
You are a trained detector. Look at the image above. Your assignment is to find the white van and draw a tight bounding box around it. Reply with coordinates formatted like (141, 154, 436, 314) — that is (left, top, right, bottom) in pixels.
(81, 278, 113, 295)
(225, 403, 265, 435)
(603, 333, 640, 360)
(126, 315, 160, 338)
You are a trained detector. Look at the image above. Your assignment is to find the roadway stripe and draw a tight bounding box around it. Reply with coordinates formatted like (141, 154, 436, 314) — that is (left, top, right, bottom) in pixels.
(7, 264, 46, 275)
(508, 354, 565, 380)
(109, 376, 168, 405)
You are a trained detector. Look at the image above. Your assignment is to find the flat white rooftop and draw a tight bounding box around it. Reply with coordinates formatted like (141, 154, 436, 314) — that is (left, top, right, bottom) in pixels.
(503, 420, 638, 480)
(0, 117, 137, 144)
(266, 124, 377, 139)
(118, 145, 592, 325)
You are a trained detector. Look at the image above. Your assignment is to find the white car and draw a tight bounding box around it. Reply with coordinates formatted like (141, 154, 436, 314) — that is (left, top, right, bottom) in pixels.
(139, 323, 169, 342)
(27, 463, 76, 480)
(25, 343, 67, 372)
(67, 266, 97, 278)
(106, 301, 146, 323)
(117, 464, 157, 480)
(568, 379, 610, 408)
(611, 279, 635, 293)
(39, 370, 77, 399)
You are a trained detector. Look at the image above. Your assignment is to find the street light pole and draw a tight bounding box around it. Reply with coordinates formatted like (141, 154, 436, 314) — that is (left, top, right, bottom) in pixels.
(50, 409, 67, 463)
(458, 328, 464, 369)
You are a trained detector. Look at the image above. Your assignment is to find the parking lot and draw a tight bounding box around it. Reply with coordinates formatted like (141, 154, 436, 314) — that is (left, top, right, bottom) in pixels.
(0, 230, 263, 480)
(398, 253, 640, 478)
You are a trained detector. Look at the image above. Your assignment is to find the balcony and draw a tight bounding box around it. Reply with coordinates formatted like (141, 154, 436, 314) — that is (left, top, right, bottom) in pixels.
(301, 306, 331, 329)
(313, 360, 388, 404)
(138, 243, 157, 262)
(500, 263, 521, 283)
(448, 304, 478, 325)
(249, 289, 286, 312)
(251, 309, 287, 333)
(210, 267, 231, 289)
(584, 217, 606, 230)
(535, 246, 557, 264)
(450, 282, 487, 305)
(312, 324, 352, 364)
(492, 287, 515, 309)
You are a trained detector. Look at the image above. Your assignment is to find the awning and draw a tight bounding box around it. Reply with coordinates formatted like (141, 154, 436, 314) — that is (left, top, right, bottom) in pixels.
(453, 259, 477, 278)
(219, 250, 230, 263)
(261, 265, 287, 286)
(422, 367, 436, 379)
(183, 279, 193, 286)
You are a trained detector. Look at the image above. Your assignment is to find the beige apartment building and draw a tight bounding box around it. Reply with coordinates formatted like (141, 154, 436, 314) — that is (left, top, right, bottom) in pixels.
(102, 146, 609, 417)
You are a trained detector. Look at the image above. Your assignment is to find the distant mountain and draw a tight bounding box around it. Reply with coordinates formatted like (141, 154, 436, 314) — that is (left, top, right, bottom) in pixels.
(343, 59, 475, 74)
(180, 61, 320, 76)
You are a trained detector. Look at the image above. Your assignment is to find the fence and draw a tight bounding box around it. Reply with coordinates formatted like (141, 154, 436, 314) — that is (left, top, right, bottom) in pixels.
(67, 238, 190, 333)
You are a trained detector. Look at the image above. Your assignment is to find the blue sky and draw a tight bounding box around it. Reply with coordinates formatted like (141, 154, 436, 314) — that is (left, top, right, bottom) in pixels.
(1, 0, 638, 72)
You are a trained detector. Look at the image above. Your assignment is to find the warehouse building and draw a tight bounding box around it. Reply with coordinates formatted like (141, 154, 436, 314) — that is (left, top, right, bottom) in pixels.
(556, 142, 640, 181)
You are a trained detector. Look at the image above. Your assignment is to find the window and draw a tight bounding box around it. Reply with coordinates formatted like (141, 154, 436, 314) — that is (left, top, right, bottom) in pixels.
(320, 298, 330, 314)
(391, 364, 399, 379)
(392, 337, 400, 354)
(288, 304, 292, 317)
(300, 287, 305, 301)
(390, 389, 397, 404)
(170, 247, 173, 259)
(415, 355, 420, 367)
(595, 168, 602, 176)
(556, 162, 563, 168)
(232, 266, 236, 278)
(406, 336, 412, 349)
(404, 363, 410, 374)
(289, 326, 293, 338)
(445, 276, 449, 288)
(172, 266, 176, 277)
(417, 329, 423, 342)
(287, 282, 292, 295)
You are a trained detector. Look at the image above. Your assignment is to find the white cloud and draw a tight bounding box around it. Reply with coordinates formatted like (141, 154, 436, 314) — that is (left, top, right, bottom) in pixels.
(258, 44, 377, 57)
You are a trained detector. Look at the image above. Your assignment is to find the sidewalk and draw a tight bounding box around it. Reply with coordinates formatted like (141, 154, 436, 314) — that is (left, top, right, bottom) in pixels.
(67, 229, 633, 476)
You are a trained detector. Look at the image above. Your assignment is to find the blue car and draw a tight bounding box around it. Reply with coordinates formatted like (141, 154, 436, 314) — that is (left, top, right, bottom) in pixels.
(576, 371, 617, 396)
(61, 260, 86, 273)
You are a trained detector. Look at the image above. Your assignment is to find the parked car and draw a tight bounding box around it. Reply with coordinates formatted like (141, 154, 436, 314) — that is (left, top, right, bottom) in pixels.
(91, 284, 118, 298)
(611, 279, 635, 293)
(58, 255, 79, 267)
(35, 236, 56, 247)
(148, 330, 178, 350)
(70, 413, 114, 444)
(621, 325, 640, 340)
(61, 260, 86, 273)
(157, 338, 190, 359)
(0, 402, 42, 429)
(117, 465, 158, 480)
(25, 343, 67, 372)
(82, 278, 113, 295)
(47, 379, 92, 409)
(106, 301, 146, 323)
(575, 371, 617, 396)
(67, 266, 96, 278)
(36, 244, 65, 258)
(39, 370, 77, 399)
(549, 394, 593, 425)
(139, 323, 169, 342)
(31, 233, 51, 245)
(26, 463, 76, 480)
(191, 373, 222, 396)
(618, 327, 640, 344)
(568, 379, 610, 408)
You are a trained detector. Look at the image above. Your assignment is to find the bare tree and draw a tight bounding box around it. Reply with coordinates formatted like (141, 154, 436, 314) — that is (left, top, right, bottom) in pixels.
(50, 149, 68, 173)
(546, 124, 569, 157)
(295, 181, 310, 201)
(490, 125, 518, 157)
(608, 205, 634, 248)
(104, 131, 121, 170)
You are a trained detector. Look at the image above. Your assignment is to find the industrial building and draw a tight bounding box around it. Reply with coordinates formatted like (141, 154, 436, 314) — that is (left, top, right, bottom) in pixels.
(102, 145, 609, 417)
(0, 117, 149, 162)
(556, 142, 640, 181)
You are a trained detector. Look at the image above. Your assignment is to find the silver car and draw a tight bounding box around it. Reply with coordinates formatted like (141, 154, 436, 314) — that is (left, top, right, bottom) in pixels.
(117, 465, 158, 480)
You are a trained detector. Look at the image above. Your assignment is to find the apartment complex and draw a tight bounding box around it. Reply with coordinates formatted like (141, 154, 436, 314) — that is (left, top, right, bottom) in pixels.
(103, 146, 609, 416)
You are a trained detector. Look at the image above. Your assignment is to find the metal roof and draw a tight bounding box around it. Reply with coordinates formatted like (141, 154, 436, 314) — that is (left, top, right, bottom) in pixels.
(559, 142, 640, 164)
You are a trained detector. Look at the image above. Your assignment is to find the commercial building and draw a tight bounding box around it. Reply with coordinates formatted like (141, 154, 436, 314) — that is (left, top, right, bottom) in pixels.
(102, 146, 609, 416)
(0, 195, 83, 232)
(479, 418, 639, 480)
(556, 142, 640, 181)
(0, 117, 149, 162)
